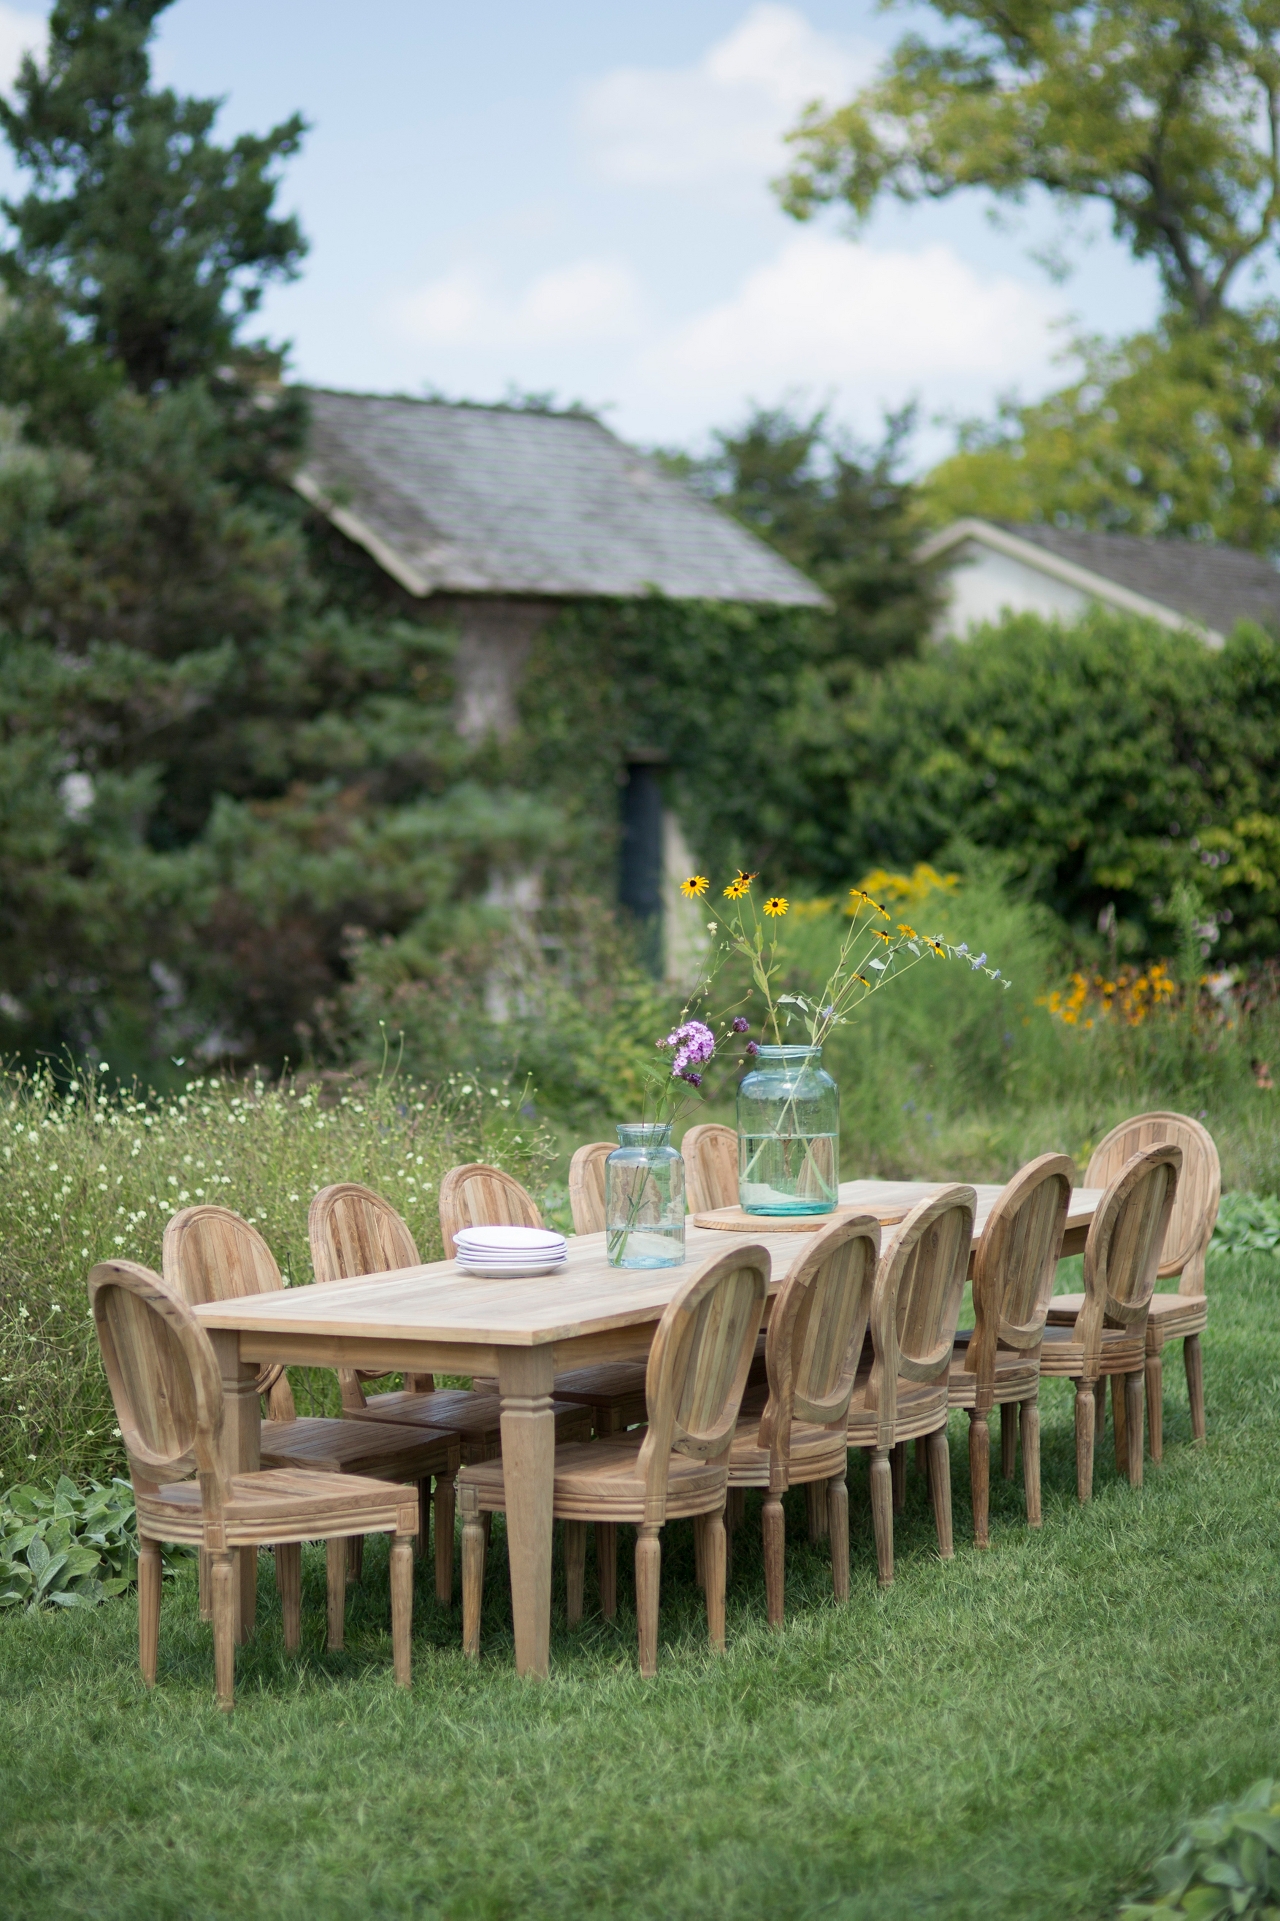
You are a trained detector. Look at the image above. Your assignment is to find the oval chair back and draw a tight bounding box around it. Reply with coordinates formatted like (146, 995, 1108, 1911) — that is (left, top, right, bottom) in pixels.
(438, 1162, 542, 1257)
(965, 1155, 1074, 1406)
(636, 1242, 770, 1526)
(682, 1123, 738, 1214)
(759, 1211, 881, 1471)
(868, 1185, 976, 1448)
(1076, 1144, 1182, 1367)
(309, 1183, 425, 1402)
(567, 1142, 613, 1236)
(163, 1205, 293, 1414)
(89, 1259, 226, 1503)
(1085, 1112, 1218, 1293)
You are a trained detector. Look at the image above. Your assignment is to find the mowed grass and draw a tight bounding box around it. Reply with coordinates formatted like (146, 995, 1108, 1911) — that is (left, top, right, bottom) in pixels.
(2, 1255, 1278, 1921)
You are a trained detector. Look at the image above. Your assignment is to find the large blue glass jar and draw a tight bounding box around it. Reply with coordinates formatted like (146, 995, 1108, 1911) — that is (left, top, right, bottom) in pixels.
(605, 1123, 686, 1268)
(736, 1044, 839, 1215)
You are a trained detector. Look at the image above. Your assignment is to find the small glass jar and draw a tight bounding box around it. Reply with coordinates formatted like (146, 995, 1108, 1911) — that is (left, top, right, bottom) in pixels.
(737, 1044, 839, 1215)
(605, 1123, 685, 1268)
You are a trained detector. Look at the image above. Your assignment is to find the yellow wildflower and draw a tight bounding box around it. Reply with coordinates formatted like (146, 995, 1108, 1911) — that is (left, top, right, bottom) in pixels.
(872, 929, 893, 943)
(723, 869, 758, 900)
(763, 896, 788, 917)
(680, 875, 708, 899)
(897, 922, 918, 939)
(926, 938, 946, 958)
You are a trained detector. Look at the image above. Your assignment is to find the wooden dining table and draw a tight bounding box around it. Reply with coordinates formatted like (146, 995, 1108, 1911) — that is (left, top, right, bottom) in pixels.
(192, 1178, 1102, 1677)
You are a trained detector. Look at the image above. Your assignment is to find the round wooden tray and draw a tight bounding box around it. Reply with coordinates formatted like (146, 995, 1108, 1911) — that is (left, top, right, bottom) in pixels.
(692, 1204, 909, 1234)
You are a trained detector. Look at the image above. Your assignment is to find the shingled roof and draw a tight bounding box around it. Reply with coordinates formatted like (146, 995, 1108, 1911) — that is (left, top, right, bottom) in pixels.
(920, 516, 1280, 643)
(294, 389, 825, 606)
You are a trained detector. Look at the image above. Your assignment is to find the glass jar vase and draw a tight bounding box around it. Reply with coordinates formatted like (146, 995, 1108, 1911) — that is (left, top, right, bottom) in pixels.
(737, 1044, 839, 1215)
(605, 1123, 685, 1268)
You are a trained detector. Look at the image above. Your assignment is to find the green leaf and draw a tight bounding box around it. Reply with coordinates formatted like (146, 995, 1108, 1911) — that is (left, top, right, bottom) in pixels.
(26, 1534, 50, 1579)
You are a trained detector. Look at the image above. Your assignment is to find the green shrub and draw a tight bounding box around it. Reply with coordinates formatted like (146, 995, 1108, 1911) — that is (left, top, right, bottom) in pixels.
(1121, 1778, 1280, 1918)
(1212, 1194, 1280, 1256)
(0, 1474, 185, 1610)
(0, 1061, 551, 1485)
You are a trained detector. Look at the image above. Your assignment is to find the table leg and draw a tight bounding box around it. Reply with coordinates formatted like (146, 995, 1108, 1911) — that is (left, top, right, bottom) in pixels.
(497, 1347, 556, 1678)
(208, 1329, 260, 1645)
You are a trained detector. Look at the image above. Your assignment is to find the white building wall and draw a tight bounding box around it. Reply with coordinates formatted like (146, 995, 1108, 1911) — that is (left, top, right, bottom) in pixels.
(935, 540, 1091, 639)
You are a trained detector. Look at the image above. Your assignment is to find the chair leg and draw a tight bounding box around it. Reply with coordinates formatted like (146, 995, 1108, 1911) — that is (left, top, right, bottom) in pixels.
(927, 1427, 953, 1560)
(968, 1410, 991, 1550)
(1185, 1333, 1206, 1443)
(914, 1435, 928, 1477)
(762, 1491, 786, 1627)
(1075, 1380, 1096, 1503)
(891, 1441, 906, 1514)
(1112, 1370, 1128, 1475)
(564, 1520, 586, 1626)
(211, 1549, 236, 1712)
(138, 1535, 161, 1687)
(1093, 1374, 1107, 1436)
(459, 1483, 484, 1659)
(635, 1522, 662, 1677)
(596, 1522, 617, 1620)
(870, 1446, 894, 1587)
(277, 1541, 302, 1653)
(1020, 1398, 1041, 1527)
(198, 1546, 211, 1621)
(390, 1532, 413, 1687)
(326, 1538, 346, 1651)
(828, 1471, 850, 1603)
(806, 1480, 828, 1543)
(1124, 1369, 1144, 1486)
(1145, 1349, 1164, 1463)
(416, 1479, 430, 1560)
(705, 1506, 727, 1652)
(1000, 1402, 1017, 1480)
(346, 1535, 363, 1586)
(433, 1473, 455, 1607)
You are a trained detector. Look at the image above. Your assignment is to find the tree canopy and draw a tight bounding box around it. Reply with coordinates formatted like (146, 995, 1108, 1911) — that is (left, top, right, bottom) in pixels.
(779, 0, 1280, 327)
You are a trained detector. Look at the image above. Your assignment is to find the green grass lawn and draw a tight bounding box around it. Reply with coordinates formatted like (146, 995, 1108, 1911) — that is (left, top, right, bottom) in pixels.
(2, 1252, 1278, 1921)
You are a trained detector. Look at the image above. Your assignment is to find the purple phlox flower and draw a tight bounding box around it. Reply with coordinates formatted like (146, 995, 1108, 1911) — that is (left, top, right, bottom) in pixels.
(745, 1040, 760, 1056)
(661, 1018, 716, 1078)
(680, 1070, 703, 1087)
(731, 1015, 750, 1033)
(821, 1005, 835, 1020)
(969, 951, 987, 970)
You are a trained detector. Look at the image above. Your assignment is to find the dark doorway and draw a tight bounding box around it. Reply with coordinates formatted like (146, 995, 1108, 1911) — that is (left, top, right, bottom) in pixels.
(619, 756, 664, 976)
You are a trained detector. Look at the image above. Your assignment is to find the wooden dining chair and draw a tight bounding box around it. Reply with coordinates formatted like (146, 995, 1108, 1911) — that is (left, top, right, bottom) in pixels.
(308, 1183, 591, 1588)
(456, 1241, 770, 1675)
(89, 1259, 416, 1710)
(560, 1144, 651, 1437)
(164, 1205, 460, 1606)
(682, 1123, 738, 1214)
(948, 1155, 1073, 1546)
(1048, 1112, 1218, 1457)
(726, 1211, 881, 1624)
(567, 1142, 613, 1235)
(846, 1185, 976, 1587)
(1039, 1142, 1181, 1500)
(438, 1161, 647, 1439)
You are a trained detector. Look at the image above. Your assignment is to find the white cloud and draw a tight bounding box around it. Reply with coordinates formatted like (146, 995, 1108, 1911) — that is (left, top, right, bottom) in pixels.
(392, 256, 645, 350)
(634, 231, 1063, 426)
(580, 3, 868, 189)
(0, 5, 43, 90)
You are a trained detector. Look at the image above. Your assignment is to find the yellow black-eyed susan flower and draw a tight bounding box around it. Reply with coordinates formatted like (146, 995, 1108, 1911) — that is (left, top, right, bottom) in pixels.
(897, 922, 918, 939)
(724, 877, 749, 900)
(872, 928, 893, 943)
(855, 973, 871, 987)
(680, 875, 709, 899)
(927, 938, 946, 958)
(763, 896, 788, 917)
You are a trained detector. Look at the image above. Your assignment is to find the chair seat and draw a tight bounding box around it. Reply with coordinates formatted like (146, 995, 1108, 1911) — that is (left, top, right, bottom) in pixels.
(726, 1412, 847, 1488)
(947, 1350, 1039, 1408)
(847, 1376, 949, 1444)
(259, 1415, 457, 1480)
(347, 1388, 591, 1451)
(457, 1434, 728, 1524)
(1049, 1290, 1207, 1342)
(1038, 1323, 1145, 1376)
(138, 1469, 417, 1548)
(552, 1364, 649, 1425)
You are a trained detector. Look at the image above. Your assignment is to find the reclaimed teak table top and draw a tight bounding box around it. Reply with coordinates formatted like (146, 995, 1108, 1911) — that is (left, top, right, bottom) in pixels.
(191, 1178, 1101, 1677)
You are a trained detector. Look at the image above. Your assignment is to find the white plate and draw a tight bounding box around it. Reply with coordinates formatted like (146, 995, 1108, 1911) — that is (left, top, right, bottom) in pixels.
(455, 1258, 568, 1280)
(454, 1226, 566, 1253)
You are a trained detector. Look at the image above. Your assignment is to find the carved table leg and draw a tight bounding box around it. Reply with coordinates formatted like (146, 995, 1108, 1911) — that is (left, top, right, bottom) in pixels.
(497, 1345, 557, 1678)
(207, 1328, 260, 1645)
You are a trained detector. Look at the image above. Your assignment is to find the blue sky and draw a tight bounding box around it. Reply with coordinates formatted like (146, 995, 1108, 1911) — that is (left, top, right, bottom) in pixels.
(0, 0, 1165, 464)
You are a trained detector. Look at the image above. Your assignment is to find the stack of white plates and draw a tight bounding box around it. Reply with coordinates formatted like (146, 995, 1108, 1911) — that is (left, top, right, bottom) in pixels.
(454, 1225, 568, 1279)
